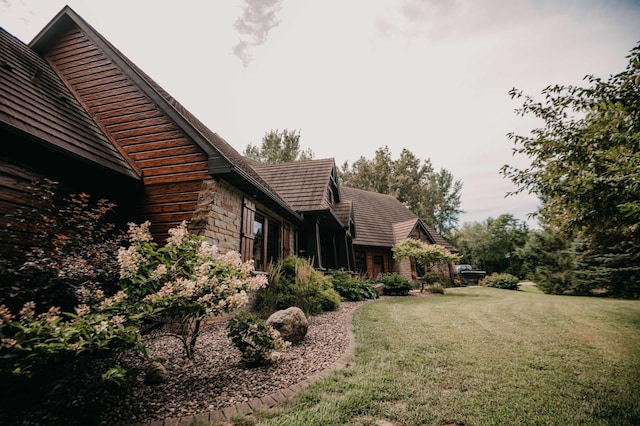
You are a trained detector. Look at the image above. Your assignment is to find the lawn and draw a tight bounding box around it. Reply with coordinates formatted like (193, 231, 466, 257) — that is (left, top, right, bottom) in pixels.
(252, 286, 640, 426)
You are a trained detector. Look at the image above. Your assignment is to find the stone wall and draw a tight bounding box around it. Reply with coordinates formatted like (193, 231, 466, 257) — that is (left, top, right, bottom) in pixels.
(394, 257, 414, 281)
(190, 179, 243, 253)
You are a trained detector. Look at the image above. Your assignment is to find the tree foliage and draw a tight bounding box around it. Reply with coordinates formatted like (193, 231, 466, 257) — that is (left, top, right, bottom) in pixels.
(244, 129, 314, 163)
(340, 146, 463, 236)
(503, 42, 640, 297)
(392, 238, 459, 291)
(517, 229, 578, 295)
(450, 214, 529, 276)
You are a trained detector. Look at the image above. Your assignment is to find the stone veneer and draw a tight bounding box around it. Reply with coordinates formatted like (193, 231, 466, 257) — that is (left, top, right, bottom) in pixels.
(394, 257, 414, 281)
(190, 179, 243, 253)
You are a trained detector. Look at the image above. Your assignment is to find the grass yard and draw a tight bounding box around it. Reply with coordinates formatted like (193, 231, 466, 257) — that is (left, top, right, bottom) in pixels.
(253, 286, 640, 426)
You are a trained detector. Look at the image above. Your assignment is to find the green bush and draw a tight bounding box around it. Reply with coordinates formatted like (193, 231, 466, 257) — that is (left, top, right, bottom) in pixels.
(481, 273, 520, 290)
(424, 283, 445, 294)
(227, 311, 289, 365)
(374, 273, 413, 296)
(254, 256, 341, 317)
(423, 271, 445, 284)
(328, 269, 379, 301)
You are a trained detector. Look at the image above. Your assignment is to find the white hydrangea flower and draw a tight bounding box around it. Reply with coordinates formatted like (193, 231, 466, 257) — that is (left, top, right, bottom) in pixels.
(128, 221, 152, 242)
(166, 221, 190, 246)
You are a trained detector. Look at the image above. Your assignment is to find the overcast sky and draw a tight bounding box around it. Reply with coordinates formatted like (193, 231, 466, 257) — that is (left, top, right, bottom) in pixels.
(2, 0, 639, 229)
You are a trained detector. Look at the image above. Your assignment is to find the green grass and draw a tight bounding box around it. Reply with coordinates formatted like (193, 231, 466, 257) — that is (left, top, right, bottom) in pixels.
(253, 286, 640, 425)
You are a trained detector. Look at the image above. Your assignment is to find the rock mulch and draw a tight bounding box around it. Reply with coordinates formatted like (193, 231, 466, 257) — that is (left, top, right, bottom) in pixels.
(102, 300, 369, 425)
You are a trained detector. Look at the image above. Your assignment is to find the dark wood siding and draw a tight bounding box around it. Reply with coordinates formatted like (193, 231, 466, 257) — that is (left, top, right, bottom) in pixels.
(44, 26, 209, 240)
(1, 130, 142, 256)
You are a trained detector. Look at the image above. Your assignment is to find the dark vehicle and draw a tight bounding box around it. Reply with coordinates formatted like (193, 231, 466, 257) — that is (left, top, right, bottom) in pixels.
(455, 264, 486, 285)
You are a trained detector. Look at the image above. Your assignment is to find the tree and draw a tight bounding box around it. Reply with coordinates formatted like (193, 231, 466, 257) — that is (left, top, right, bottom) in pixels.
(503, 42, 640, 297)
(517, 229, 577, 295)
(392, 238, 459, 292)
(339, 146, 394, 194)
(244, 129, 314, 163)
(450, 214, 529, 276)
(340, 146, 463, 236)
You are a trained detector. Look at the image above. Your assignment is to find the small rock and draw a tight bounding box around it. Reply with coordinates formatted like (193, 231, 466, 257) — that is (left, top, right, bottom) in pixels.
(144, 360, 169, 385)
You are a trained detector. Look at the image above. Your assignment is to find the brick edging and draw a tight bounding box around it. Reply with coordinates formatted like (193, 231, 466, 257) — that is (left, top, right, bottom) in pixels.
(133, 305, 360, 426)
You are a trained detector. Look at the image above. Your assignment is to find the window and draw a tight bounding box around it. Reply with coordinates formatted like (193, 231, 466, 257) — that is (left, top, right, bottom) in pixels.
(355, 250, 366, 276)
(253, 213, 264, 269)
(241, 198, 281, 271)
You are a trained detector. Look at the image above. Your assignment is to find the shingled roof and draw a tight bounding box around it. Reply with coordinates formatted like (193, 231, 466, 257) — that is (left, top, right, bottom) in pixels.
(341, 186, 456, 252)
(0, 26, 139, 180)
(251, 158, 337, 212)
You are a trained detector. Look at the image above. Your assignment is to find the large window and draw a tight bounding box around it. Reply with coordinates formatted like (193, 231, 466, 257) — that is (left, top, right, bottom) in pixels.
(241, 198, 282, 271)
(253, 213, 264, 269)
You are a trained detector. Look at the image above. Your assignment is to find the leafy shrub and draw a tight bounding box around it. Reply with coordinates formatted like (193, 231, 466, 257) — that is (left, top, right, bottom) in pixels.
(227, 311, 289, 365)
(424, 283, 445, 294)
(0, 302, 141, 379)
(0, 180, 124, 313)
(481, 273, 520, 290)
(254, 256, 341, 317)
(423, 271, 445, 284)
(328, 269, 379, 301)
(0, 219, 267, 383)
(375, 273, 414, 296)
(111, 221, 267, 358)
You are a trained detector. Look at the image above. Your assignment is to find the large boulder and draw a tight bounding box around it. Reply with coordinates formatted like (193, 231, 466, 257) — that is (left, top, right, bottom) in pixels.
(266, 307, 308, 344)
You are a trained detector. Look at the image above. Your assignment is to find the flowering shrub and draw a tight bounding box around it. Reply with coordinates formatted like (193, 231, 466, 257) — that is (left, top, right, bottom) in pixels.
(227, 311, 289, 365)
(109, 221, 268, 358)
(0, 220, 267, 381)
(0, 302, 141, 380)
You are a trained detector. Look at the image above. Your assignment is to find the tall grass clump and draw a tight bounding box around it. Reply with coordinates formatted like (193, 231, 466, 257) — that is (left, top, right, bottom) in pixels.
(254, 256, 341, 317)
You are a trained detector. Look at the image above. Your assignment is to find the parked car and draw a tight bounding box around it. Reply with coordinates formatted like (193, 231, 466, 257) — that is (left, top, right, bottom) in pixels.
(455, 264, 487, 285)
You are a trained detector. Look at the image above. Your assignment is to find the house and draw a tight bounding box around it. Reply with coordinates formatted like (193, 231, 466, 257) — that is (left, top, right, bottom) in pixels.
(251, 158, 355, 272)
(0, 6, 302, 270)
(0, 5, 454, 279)
(340, 187, 458, 280)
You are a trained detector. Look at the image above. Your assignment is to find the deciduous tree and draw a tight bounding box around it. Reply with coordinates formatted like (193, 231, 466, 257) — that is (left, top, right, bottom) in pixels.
(340, 146, 463, 236)
(503, 42, 640, 297)
(244, 129, 314, 163)
(450, 214, 529, 276)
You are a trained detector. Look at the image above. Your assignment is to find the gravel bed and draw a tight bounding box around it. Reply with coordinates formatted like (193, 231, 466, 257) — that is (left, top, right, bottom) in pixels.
(102, 300, 369, 425)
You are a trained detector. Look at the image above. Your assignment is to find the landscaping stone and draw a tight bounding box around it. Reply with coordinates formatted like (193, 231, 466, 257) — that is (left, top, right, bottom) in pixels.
(145, 360, 169, 385)
(266, 306, 308, 343)
(373, 283, 385, 296)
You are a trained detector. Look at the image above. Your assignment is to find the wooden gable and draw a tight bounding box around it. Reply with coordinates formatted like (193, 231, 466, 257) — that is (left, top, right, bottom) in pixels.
(34, 24, 209, 238)
(27, 7, 302, 240)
